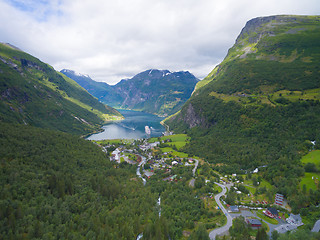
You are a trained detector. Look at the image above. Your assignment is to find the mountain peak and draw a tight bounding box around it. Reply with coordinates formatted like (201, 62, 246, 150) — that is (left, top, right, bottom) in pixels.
(63, 68, 199, 116)
(1, 42, 21, 51)
(236, 15, 318, 45)
(61, 69, 91, 78)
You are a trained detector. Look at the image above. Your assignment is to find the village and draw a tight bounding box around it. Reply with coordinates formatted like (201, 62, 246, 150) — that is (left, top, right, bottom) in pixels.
(104, 138, 198, 181)
(95, 134, 318, 238)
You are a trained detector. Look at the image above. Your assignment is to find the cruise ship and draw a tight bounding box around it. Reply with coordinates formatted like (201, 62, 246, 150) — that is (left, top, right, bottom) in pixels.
(145, 126, 151, 135)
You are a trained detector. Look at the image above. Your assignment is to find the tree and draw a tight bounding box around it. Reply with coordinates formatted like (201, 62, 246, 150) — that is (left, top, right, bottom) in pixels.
(229, 216, 250, 239)
(304, 163, 317, 172)
(225, 191, 237, 205)
(271, 230, 279, 240)
(256, 228, 268, 240)
(303, 184, 307, 194)
(195, 177, 205, 189)
(188, 224, 209, 240)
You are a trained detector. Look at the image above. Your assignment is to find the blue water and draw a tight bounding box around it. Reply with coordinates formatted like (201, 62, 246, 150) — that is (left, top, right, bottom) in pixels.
(87, 110, 165, 140)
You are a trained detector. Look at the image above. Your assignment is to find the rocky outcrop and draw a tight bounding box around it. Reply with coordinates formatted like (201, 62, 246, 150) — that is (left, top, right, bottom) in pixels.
(169, 102, 208, 129)
(236, 15, 302, 44)
(184, 103, 206, 128)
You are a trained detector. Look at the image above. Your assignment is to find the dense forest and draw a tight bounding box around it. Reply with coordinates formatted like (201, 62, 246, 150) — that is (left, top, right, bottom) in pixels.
(168, 96, 320, 210)
(0, 122, 221, 239)
(0, 122, 159, 239)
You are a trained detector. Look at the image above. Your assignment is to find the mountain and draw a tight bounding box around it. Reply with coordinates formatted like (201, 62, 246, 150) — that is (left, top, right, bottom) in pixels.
(0, 43, 122, 135)
(165, 15, 320, 196)
(61, 69, 199, 116)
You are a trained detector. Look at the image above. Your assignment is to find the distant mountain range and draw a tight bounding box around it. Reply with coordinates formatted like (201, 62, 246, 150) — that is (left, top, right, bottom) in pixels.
(61, 69, 199, 116)
(0, 43, 122, 135)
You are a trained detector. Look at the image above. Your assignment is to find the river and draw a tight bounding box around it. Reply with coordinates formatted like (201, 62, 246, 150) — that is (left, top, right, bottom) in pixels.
(87, 110, 165, 140)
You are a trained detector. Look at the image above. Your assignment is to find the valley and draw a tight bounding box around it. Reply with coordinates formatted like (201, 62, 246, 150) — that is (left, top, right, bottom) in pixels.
(1, 14, 320, 240)
(61, 69, 199, 117)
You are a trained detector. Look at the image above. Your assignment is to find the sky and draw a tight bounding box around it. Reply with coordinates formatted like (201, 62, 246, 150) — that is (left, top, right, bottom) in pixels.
(1, 0, 319, 84)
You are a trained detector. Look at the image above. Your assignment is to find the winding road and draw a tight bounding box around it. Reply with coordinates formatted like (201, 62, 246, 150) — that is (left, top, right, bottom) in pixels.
(209, 182, 233, 240)
(136, 155, 147, 185)
(192, 159, 199, 176)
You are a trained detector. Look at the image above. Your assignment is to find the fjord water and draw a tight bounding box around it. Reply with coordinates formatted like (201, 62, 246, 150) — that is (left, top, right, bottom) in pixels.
(87, 110, 165, 140)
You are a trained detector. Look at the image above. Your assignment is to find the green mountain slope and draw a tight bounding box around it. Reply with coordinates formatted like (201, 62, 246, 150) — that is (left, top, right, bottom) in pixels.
(0, 43, 122, 135)
(165, 15, 320, 199)
(194, 15, 320, 95)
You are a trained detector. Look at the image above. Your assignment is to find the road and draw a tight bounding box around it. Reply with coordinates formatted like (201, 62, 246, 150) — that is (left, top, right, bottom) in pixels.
(188, 159, 199, 187)
(136, 155, 147, 185)
(209, 182, 233, 239)
(192, 159, 199, 176)
(230, 210, 283, 236)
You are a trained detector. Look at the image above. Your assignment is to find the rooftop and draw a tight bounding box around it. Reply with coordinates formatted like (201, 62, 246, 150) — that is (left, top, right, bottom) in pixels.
(247, 218, 262, 225)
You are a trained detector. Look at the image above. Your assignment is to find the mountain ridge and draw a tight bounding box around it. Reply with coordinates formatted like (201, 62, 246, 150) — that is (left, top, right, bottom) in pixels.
(193, 15, 320, 96)
(0, 43, 122, 135)
(61, 68, 199, 116)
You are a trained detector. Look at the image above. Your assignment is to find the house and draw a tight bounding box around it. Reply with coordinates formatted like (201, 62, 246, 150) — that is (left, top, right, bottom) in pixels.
(111, 148, 121, 163)
(275, 193, 284, 206)
(172, 160, 178, 166)
(246, 218, 262, 228)
(286, 214, 303, 226)
(144, 171, 154, 178)
(163, 175, 177, 182)
(264, 207, 278, 218)
(229, 205, 239, 212)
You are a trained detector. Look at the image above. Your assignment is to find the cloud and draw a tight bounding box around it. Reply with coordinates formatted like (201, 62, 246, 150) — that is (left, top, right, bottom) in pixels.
(1, 0, 320, 84)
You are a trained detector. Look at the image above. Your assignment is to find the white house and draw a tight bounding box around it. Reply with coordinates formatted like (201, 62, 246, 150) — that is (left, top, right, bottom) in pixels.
(111, 148, 121, 163)
(286, 214, 303, 226)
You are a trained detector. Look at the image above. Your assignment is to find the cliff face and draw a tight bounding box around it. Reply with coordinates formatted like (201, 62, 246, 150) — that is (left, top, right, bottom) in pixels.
(235, 15, 302, 44)
(168, 102, 208, 129)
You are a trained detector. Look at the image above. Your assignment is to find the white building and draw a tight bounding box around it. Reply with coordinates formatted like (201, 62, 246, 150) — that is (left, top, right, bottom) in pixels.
(111, 148, 121, 163)
(286, 214, 303, 226)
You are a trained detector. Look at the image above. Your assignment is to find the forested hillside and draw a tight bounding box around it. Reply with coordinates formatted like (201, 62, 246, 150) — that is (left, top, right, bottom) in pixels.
(165, 15, 320, 209)
(0, 43, 122, 135)
(0, 122, 157, 239)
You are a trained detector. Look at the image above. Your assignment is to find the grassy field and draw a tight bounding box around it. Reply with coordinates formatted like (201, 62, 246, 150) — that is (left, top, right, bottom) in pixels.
(300, 172, 320, 191)
(149, 134, 190, 150)
(160, 147, 189, 158)
(271, 89, 320, 102)
(301, 150, 320, 167)
(209, 87, 320, 107)
(300, 150, 320, 191)
(243, 177, 273, 193)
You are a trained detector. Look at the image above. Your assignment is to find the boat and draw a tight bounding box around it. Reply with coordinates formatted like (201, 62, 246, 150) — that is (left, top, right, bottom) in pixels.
(145, 126, 151, 135)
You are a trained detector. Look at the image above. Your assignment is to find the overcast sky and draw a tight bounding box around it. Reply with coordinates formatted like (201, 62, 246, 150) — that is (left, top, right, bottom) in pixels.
(1, 0, 319, 84)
